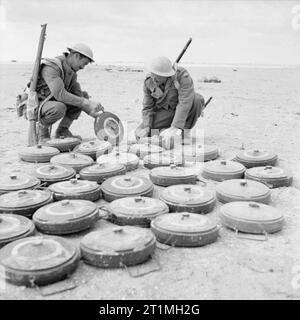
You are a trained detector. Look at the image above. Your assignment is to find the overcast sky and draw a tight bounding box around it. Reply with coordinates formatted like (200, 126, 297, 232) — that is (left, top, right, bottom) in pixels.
(0, 0, 299, 65)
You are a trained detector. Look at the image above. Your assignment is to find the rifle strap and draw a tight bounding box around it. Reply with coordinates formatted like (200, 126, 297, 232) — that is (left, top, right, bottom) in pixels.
(37, 94, 54, 123)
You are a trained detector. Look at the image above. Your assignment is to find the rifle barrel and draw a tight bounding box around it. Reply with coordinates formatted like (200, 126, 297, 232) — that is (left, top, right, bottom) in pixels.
(175, 37, 192, 64)
(30, 24, 47, 91)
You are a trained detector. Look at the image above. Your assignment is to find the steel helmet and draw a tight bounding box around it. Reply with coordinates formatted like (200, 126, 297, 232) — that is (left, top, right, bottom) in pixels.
(66, 43, 94, 62)
(148, 56, 175, 77)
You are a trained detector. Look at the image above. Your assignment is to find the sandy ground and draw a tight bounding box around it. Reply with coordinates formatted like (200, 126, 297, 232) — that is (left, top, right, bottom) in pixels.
(0, 62, 300, 300)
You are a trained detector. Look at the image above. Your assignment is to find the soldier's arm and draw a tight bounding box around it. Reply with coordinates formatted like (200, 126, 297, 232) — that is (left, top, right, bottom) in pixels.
(41, 65, 85, 107)
(142, 82, 156, 128)
(171, 69, 195, 129)
(70, 80, 83, 97)
(69, 74, 89, 99)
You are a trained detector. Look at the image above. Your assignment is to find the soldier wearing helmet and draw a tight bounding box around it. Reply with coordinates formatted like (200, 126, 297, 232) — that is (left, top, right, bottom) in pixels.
(35, 43, 103, 141)
(135, 56, 206, 147)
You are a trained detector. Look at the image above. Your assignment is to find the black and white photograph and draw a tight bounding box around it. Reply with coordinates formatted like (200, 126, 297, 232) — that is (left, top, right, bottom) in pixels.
(0, 0, 300, 304)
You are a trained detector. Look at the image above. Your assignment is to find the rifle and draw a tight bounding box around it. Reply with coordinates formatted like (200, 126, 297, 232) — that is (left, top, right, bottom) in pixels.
(27, 24, 47, 146)
(174, 37, 213, 108)
(145, 38, 194, 133)
(174, 37, 192, 65)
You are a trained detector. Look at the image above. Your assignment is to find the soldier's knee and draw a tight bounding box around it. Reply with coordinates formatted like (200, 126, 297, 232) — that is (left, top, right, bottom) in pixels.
(54, 102, 67, 118)
(41, 102, 67, 126)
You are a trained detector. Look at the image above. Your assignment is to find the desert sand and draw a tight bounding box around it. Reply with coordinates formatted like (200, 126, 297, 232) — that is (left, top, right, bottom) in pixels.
(0, 62, 300, 300)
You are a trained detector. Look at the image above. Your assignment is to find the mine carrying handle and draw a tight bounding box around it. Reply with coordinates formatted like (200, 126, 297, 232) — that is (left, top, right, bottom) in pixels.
(174, 37, 192, 65)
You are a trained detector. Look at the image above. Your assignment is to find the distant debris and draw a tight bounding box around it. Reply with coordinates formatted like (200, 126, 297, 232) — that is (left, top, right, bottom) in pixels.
(117, 66, 143, 73)
(199, 76, 221, 83)
(103, 65, 143, 73)
(11, 60, 17, 63)
(233, 69, 238, 72)
(5, 106, 15, 111)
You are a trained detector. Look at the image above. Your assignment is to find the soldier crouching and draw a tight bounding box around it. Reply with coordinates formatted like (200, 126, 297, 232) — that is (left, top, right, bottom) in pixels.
(35, 43, 104, 142)
(135, 56, 207, 148)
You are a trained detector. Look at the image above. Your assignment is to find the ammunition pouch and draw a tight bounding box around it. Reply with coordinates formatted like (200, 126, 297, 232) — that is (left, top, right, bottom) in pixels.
(16, 84, 53, 122)
(16, 88, 29, 119)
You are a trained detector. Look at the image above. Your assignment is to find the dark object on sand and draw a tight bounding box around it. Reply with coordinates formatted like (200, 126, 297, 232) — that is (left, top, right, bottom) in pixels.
(160, 184, 216, 214)
(202, 160, 246, 181)
(74, 140, 113, 160)
(143, 152, 183, 169)
(0, 235, 80, 286)
(97, 152, 139, 172)
(200, 76, 221, 83)
(105, 196, 169, 227)
(42, 137, 81, 152)
(79, 162, 126, 184)
(50, 152, 94, 173)
(48, 177, 101, 202)
(0, 173, 40, 195)
(150, 164, 198, 186)
(245, 166, 293, 188)
(34, 164, 76, 186)
(101, 175, 154, 202)
(33, 199, 99, 234)
(0, 189, 53, 218)
(80, 226, 156, 268)
(19, 144, 60, 163)
(0, 214, 35, 248)
(235, 149, 278, 168)
(151, 212, 219, 247)
(220, 201, 284, 234)
(216, 179, 271, 204)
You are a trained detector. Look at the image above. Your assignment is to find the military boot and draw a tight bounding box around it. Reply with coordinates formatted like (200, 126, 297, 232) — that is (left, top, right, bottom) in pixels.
(38, 123, 51, 143)
(55, 117, 82, 140)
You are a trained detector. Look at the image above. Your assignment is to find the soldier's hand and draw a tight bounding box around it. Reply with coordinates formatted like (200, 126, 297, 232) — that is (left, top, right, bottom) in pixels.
(83, 99, 104, 118)
(82, 91, 90, 99)
(159, 127, 182, 150)
(135, 126, 150, 140)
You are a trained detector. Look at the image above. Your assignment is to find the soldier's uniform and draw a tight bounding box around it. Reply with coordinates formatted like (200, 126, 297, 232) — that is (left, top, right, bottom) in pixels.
(141, 66, 205, 133)
(36, 54, 86, 126)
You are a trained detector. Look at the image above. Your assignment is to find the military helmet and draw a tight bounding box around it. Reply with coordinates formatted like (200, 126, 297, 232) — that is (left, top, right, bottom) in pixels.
(148, 56, 175, 77)
(66, 43, 94, 63)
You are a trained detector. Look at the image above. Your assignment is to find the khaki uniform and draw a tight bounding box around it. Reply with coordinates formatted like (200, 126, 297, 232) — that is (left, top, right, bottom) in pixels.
(35, 55, 85, 126)
(142, 66, 205, 131)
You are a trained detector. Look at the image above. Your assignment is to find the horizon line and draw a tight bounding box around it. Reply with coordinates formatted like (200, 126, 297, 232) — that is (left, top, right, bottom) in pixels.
(1, 60, 300, 69)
